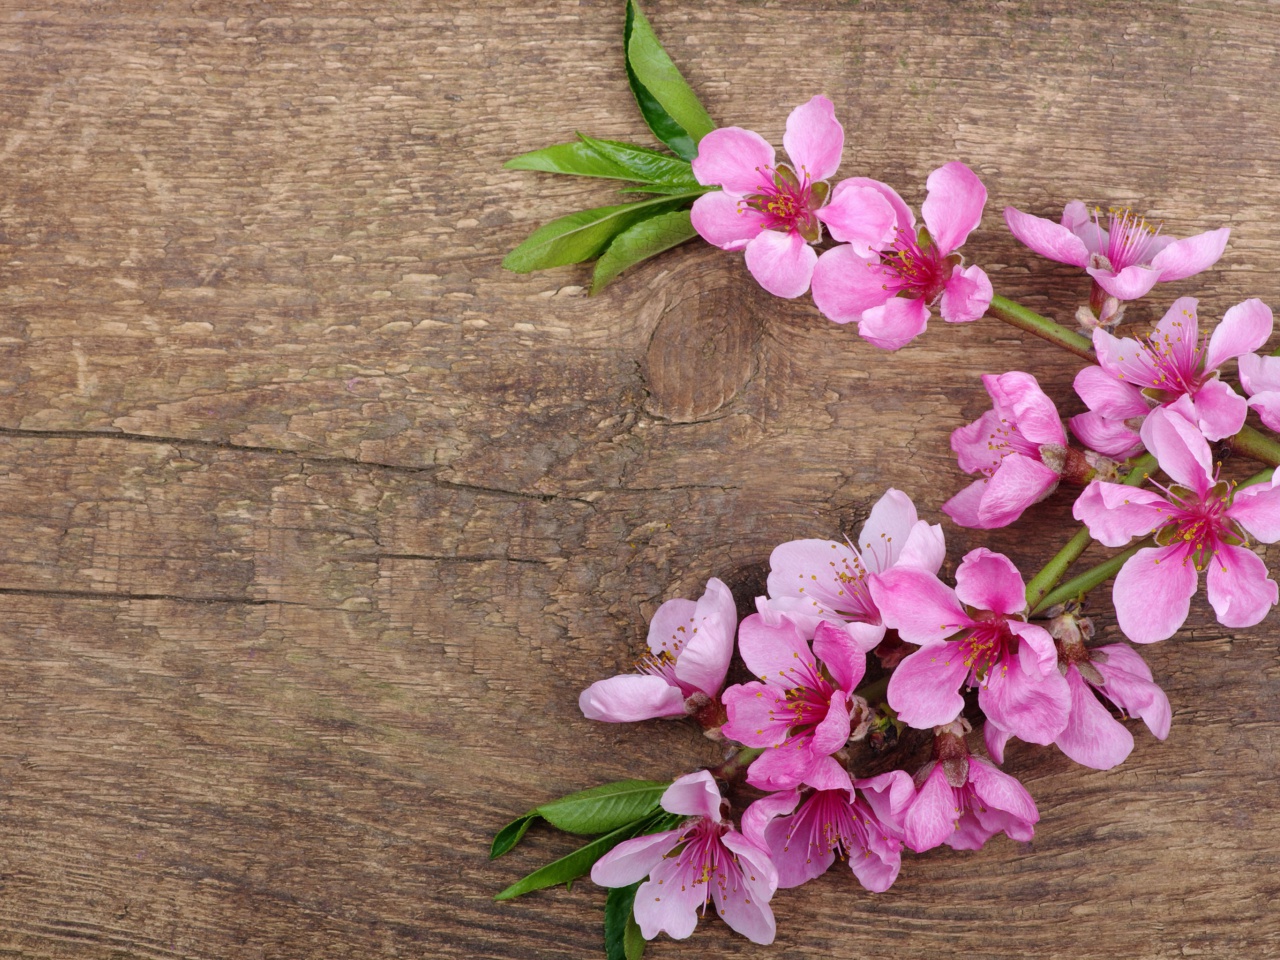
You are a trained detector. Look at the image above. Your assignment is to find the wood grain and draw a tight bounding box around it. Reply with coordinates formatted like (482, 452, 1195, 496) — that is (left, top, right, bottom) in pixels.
(1, 1, 1279, 957)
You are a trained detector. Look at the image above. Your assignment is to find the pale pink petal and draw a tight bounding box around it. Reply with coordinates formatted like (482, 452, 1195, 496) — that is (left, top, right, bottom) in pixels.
(988, 371, 1067, 446)
(839, 619, 888, 653)
(722, 682, 793, 747)
(1088, 263, 1162, 301)
(579, 674, 687, 722)
(1068, 411, 1144, 459)
(1092, 644, 1171, 740)
(942, 479, 990, 529)
(855, 770, 914, 836)
(646, 597, 698, 657)
(811, 694, 851, 755)
(967, 757, 1039, 828)
(811, 244, 891, 324)
(1054, 665, 1134, 769)
(848, 837, 900, 893)
(1186, 377, 1248, 442)
(812, 620, 867, 692)
(1008, 619, 1059, 676)
(1004, 205, 1091, 267)
(859, 295, 931, 351)
(689, 190, 767, 251)
(1140, 405, 1214, 496)
(1227, 474, 1280, 543)
(920, 161, 986, 254)
(984, 720, 1012, 764)
(869, 567, 971, 646)
(716, 833, 779, 944)
(978, 653, 1071, 745)
(634, 857, 703, 940)
(897, 520, 947, 574)
(1239, 352, 1280, 397)
(939, 263, 993, 323)
(952, 409, 1006, 475)
(1093, 328, 1164, 387)
(858, 488, 921, 567)
(746, 743, 818, 791)
(1072, 481, 1167, 548)
(1074, 364, 1150, 420)
(804, 754, 853, 792)
(782, 95, 843, 182)
(1061, 200, 1092, 233)
(742, 789, 800, 852)
(1112, 544, 1198, 644)
(973, 454, 1060, 528)
(1149, 227, 1230, 282)
(591, 829, 681, 887)
(815, 182, 897, 255)
(660, 770, 723, 820)
(1205, 543, 1278, 629)
(691, 126, 774, 193)
(744, 228, 818, 299)
(886, 643, 970, 729)
(1152, 297, 1202, 372)
(735, 613, 813, 684)
(902, 765, 956, 852)
(954, 547, 1027, 615)
(673, 577, 737, 697)
(833, 177, 915, 234)
(1203, 298, 1273, 372)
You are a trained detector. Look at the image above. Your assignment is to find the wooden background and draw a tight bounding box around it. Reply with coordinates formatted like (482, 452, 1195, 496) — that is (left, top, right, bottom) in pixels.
(2, 1, 1279, 957)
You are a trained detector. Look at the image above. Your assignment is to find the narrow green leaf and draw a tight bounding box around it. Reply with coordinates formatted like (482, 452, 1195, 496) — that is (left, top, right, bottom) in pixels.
(618, 184, 710, 195)
(577, 135, 699, 188)
(605, 882, 645, 960)
(536, 779, 670, 835)
(591, 209, 697, 294)
(625, 1, 714, 158)
(502, 193, 700, 274)
(494, 815, 655, 902)
(506, 141, 636, 180)
(490, 812, 539, 860)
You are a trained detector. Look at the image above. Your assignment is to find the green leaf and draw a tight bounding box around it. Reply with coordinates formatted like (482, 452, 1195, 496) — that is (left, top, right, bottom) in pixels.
(490, 812, 539, 860)
(618, 184, 709, 195)
(591, 209, 696, 294)
(624, 1, 715, 160)
(536, 779, 670, 835)
(505, 141, 636, 180)
(605, 882, 645, 960)
(502, 193, 700, 274)
(577, 135, 699, 189)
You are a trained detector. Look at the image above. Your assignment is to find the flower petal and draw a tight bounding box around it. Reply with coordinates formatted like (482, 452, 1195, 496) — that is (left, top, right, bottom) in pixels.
(898, 520, 947, 574)
(886, 643, 970, 729)
(690, 191, 767, 250)
(939, 263, 993, 323)
(1092, 644, 1171, 740)
(967, 757, 1039, 828)
(811, 244, 890, 324)
(870, 567, 970, 646)
(811, 692, 851, 755)
(972, 453, 1060, 528)
(634, 856, 703, 941)
(1227, 473, 1280, 543)
(715, 832, 779, 944)
(673, 577, 737, 697)
(1240, 351, 1280, 397)
(1068, 411, 1144, 459)
(1074, 364, 1150, 420)
(591, 829, 681, 887)
(736, 612, 815, 683)
(941, 479, 990, 530)
(1186, 377, 1248, 442)
(1140, 405, 1214, 496)
(1088, 263, 1162, 301)
(1149, 227, 1230, 282)
(833, 176, 915, 233)
(745, 743, 820, 791)
(859, 295, 931, 351)
(1112, 544, 1198, 644)
(1072, 481, 1167, 548)
(816, 182, 897, 256)
(742, 789, 801, 853)
(1004, 204, 1091, 267)
(954, 547, 1027, 615)
(984, 720, 1012, 765)
(661, 770, 724, 820)
(988, 371, 1067, 446)
(1093, 327, 1164, 388)
(951, 408, 1006, 475)
(782, 95, 843, 182)
(902, 764, 957, 852)
(1053, 665, 1134, 770)
(812, 620, 867, 692)
(920, 161, 986, 254)
(647, 597, 698, 657)
(579, 674, 687, 722)
(744, 228, 818, 298)
(978, 651, 1070, 745)
(691, 126, 774, 193)
(1203, 298, 1273, 372)
(1205, 543, 1278, 629)
(858, 487, 922, 571)
(721, 682, 794, 747)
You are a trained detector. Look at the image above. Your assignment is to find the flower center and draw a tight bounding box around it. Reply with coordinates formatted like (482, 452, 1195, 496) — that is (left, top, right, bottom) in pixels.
(1149, 475, 1245, 571)
(878, 225, 954, 304)
(1096, 206, 1163, 271)
(958, 619, 1013, 684)
(770, 655, 839, 737)
(742, 163, 826, 242)
(980, 417, 1040, 476)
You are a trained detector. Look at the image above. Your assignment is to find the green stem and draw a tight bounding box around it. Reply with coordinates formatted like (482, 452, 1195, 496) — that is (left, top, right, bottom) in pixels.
(987, 294, 1095, 361)
(1226, 424, 1280, 468)
(1033, 537, 1154, 615)
(1023, 452, 1158, 611)
(1239, 467, 1275, 490)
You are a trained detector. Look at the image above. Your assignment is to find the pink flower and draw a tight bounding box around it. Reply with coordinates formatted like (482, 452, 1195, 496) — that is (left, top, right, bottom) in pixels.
(870, 549, 1070, 745)
(579, 578, 736, 722)
(757, 487, 945, 648)
(811, 161, 992, 350)
(721, 618, 868, 790)
(1052, 645, 1172, 770)
(898, 751, 1039, 852)
(1071, 297, 1273, 457)
(591, 771, 778, 945)
(1239, 351, 1280, 433)
(690, 96, 896, 299)
(741, 764, 910, 892)
(1073, 403, 1280, 643)
(943, 371, 1069, 529)
(1005, 201, 1229, 302)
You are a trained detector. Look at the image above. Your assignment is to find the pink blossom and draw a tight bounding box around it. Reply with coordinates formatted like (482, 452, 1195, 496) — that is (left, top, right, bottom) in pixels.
(1005, 201, 1229, 302)
(591, 770, 778, 945)
(690, 96, 896, 299)
(1073, 403, 1280, 643)
(811, 161, 992, 350)
(580, 578, 736, 723)
(758, 487, 945, 648)
(870, 549, 1071, 745)
(721, 618, 868, 790)
(1239, 351, 1280, 433)
(943, 371, 1068, 529)
(1071, 297, 1272, 457)
(1053, 645, 1172, 769)
(741, 764, 910, 892)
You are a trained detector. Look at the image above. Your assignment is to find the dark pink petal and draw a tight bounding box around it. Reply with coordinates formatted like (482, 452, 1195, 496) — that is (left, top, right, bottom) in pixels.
(1228, 474, 1280, 543)
(804, 754, 853, 791)
(855, 770, 914, 837)
(940, 263, 993, 323)
(984, 720, 1012, 764)
(941, 478, 989, 529)
(858, 295, 931, 351)
(948, 811, 1001, 851)
(974, 453, 1060, 528)
(1152, 297, 1203, 370)
(811, 244, 890, 324)
(646, 596, 698, 657)
(690, 191, 766, 250)
(1009, 620, 1059, 676)
(634, 854, 703, 940)
(736, 613, 813, 685)
(1072, 481, 1167, 548)
(762, 796, 836, 888)
(1186, 377, 1248, 442)
(811, 694, 852, 755)
(661, 770, 725, 820)
(1093, 327, 1164, 387)
(1113, 544, 1198, 644)
(886, 643, 970, 729)
(978, 651, 1070, 745)
(1092, 644, 1172, 740)
(1074, 364, 1150, 420)
(833, 176, 915, 233)
(744, 228, 818, 299)
(849, 840, 900, 893)
(579, 674, 687, 722)
(1068, 410, 1143, 459)
(746, 743, 819, 791)
(954, 547, 1027, 615)
(816, 182, 896, 255)
(1140, 405, 1214, 495)
(1206, 543, 1278, 629)
(1240, 351, 1280, 397)
(673, 577, 737, 697)
(967, 757, 1039, 828)
(858, 487, 922, 571)
(716, 832, 779, 944)
(591, 829, 682, 887)
(870, 567, 971, 646)
(920, 161, 986, 254)
(1149, 227, 1230, 282)
(902, 765, 956, 852)
(1088, 263, 1162, 301)
(1054, 665, 1134, 770)
(722, 682, 794, 747)
(1204, 298, 1273, 372)
(782, 95, 843, 182)
(952, 408, 1005, 475)
(988, 371, 1067, 446)
(812, 620, 867, 692)
(742, 789, 801, 853)
(1004, 205, 1091, 268)
(691, 126, 775, 193)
